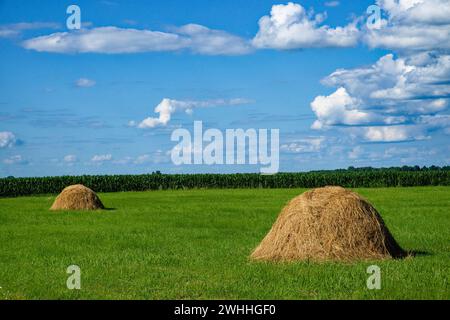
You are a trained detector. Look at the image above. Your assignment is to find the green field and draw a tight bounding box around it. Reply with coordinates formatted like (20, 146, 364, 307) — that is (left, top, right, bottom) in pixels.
(0, 187, 449, 299)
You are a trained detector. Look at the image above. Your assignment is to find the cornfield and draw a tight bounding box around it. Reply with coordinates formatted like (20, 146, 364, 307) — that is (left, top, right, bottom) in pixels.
(1, 167, 449, 197)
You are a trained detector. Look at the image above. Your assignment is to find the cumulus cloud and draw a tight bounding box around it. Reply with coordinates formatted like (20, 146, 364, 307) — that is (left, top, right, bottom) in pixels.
(311, 53, 450, 141)
(13, 1, 450, 55)
(75, 78, 96, 88)
(310, 86, 406, 129)
(323, 53, 450, 109)
(326, 53, 450, 104)
(22, 25, 252, 55)
(364, 0, 450, 51)
(378, 0, 450, 25)
(132, 98, 253, 129)
(323, 54, 414, 100)
(0, 131, 17, 148)
(91, 154, 112, 162)
(252, 2, 359, 49)
(311, 87, 373, 128)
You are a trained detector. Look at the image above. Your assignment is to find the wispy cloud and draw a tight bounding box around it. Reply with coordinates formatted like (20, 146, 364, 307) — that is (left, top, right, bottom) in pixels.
(114, 151, 170, 165)
(131, 98, 254, 129)
(91, 154, 112, 163)
(22, 25, 253, 55)
(63, 154, 78, 163)
(75, 78, 96, 88)
(0, 22, 60, 38)
(324, 1, 340, 7)
(280, 137, 325, 153)
(3, 155, 28, 165)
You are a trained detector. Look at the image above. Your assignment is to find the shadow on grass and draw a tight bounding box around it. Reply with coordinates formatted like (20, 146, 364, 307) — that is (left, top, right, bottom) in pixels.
(408, 250, 431, 257)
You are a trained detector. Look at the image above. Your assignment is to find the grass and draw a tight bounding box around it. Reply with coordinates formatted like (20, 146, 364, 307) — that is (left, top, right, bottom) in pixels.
(0, 187, 449, 300)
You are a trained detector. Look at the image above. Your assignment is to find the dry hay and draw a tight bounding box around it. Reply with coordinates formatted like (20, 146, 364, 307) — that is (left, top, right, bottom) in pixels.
(251, 186, 406, 262)
(50, 184, 105, 211)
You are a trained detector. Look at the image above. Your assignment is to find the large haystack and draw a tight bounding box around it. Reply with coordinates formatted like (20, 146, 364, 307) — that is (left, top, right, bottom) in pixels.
(251, 186, 406, 262)
(50, 184, 104, 210)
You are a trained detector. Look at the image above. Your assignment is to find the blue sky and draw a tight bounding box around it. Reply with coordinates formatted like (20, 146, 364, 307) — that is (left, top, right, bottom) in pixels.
(0, 0, 449, 177)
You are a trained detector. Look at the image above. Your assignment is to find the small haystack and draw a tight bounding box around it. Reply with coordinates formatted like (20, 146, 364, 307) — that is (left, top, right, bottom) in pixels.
(50, 184, 104, 211)
(251, 186, 405, 262)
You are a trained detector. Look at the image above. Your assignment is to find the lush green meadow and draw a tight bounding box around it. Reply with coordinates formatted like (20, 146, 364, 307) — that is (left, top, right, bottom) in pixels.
(0, 187, 449, 300)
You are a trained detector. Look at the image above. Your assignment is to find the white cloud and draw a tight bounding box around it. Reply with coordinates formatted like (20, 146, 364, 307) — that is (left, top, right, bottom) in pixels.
(134, 151, 170, 164)
(0, 22, 60, 38)
(325, 1, 340, 7)
(363, 125, 427, 142)
(171, 24, 253, 55)
(23, 27, 186, 53)
(13, 1, 450, 55)
(323, 54, 413, 100)
(364, 0, 450, 51)
(75, 78, 96, 88)
(22, 25, 252, 55)
(133, 98, 253, 129)
(365, 24, 450, 51)
(63, 154, 77, 163)
(310, 87, 377, 128)
(0, 131, 17, 148)
(252, 2, 359, 49)
(323, 53, 450, 107)
(311, 52, 450, 142)
(91, 154, 112, 162)
(3, 155, 28, 165)
(378, 0, 450, 25)
(0, 29, 19, 38)
(281, 137, 325, 153)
